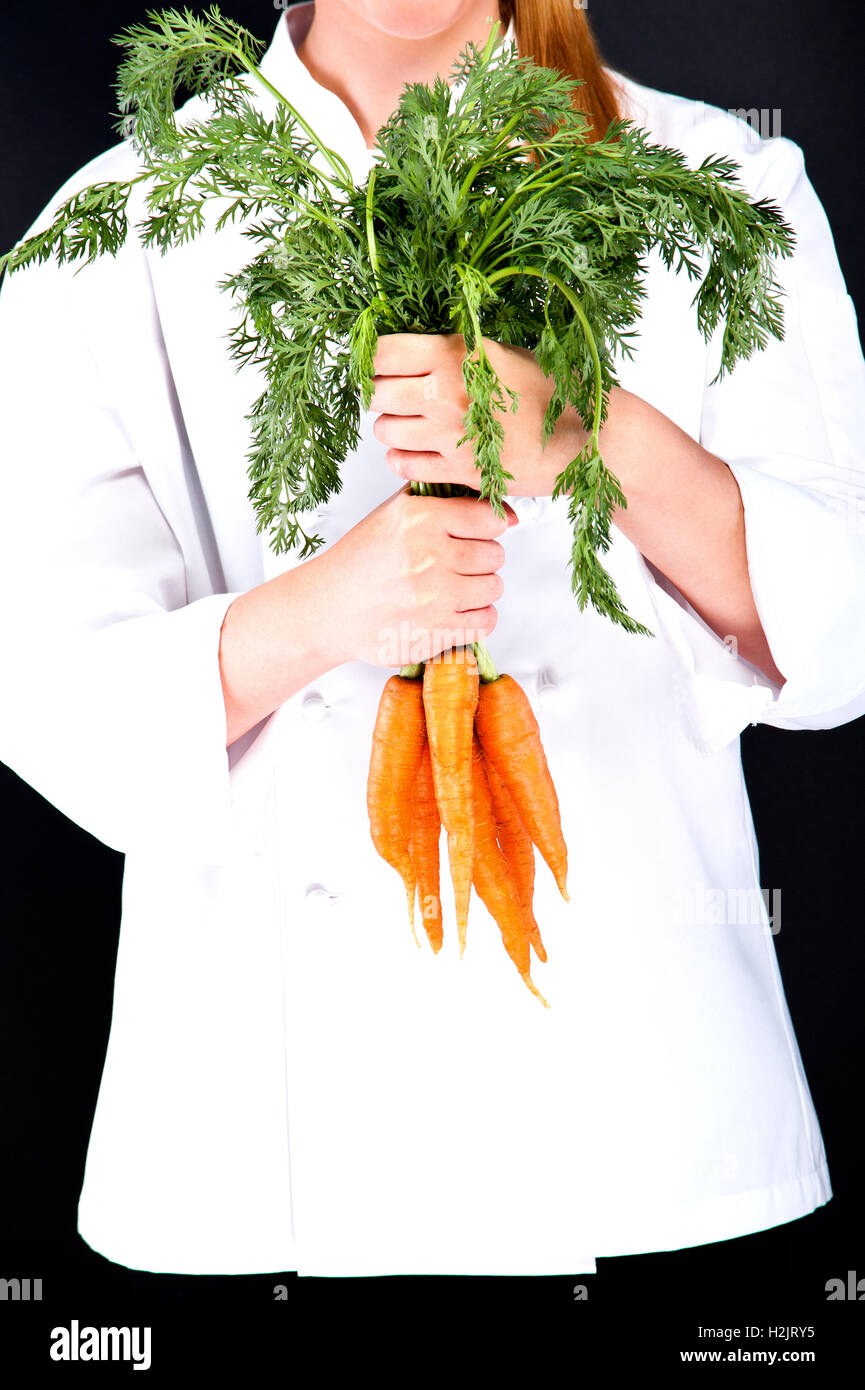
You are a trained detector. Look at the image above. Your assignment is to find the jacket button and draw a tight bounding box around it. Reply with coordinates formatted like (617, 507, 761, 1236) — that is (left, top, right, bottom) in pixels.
(514, 496, 541, 521)
(301, 692, 329, 721)
(536, 667, 560, 705)
(304, 883, 339, 903)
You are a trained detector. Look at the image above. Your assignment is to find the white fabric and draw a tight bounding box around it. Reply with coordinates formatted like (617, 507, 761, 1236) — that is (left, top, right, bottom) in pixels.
(0, 2, 862, 1276)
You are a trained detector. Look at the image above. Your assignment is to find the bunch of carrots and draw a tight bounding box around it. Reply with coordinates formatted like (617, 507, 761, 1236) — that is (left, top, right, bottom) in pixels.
(367, 643, 569, 1006)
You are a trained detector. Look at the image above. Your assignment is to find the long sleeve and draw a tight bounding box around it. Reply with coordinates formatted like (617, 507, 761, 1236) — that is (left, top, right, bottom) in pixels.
(638, 120, 865, 753)
(0, 177, 247, 863)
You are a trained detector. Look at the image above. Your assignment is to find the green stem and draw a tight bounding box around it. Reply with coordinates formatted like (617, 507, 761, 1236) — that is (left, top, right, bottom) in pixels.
(364, 164, 398, 327)
(455, 110, 524, 206)
(455, 263, 492, 367)
(365, 166, 382, 291)
(473, 641, 499, 682)
(487, 262, 605, 444)
(235, 49, 356, 192)
(234, 176, 351, 240)
(450, 17, 506, 124)
(467, 170, 582, 268)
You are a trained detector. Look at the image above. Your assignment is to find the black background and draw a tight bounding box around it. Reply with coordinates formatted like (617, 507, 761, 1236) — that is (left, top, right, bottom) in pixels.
(1, 0, 863, 1375)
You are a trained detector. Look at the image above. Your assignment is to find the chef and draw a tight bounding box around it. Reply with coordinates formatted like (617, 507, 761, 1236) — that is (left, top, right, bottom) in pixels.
(0, 0, 863, 1278)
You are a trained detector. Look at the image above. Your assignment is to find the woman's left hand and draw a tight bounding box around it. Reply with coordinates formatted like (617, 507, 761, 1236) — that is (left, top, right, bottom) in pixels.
(369, 332, 587, 497)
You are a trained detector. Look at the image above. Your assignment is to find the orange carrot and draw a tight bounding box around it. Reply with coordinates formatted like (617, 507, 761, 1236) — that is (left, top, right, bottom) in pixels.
(471, 738, 548, 1006)
(484, 756, 547, 964)
(408, 742, 443, 954)
(367, 674, 427, 943)
(422, 647, 478, 953)
(475, 674, 569, 901)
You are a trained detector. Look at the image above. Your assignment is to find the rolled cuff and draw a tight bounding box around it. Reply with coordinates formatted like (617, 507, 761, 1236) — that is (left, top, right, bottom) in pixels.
(0, 591, 246, 863)
(636, 458, 865, 753)
(726, 458, 865, 727)
(638, 556, 780, 754)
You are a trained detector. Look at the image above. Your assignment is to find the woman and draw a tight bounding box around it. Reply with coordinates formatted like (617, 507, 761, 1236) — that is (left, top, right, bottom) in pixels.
(0, 0, 863, 1278)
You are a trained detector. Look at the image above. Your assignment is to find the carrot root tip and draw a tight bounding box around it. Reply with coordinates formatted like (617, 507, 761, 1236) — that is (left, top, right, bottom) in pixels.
(521, 972, 550, 1008)
(404, 886, 421, 947)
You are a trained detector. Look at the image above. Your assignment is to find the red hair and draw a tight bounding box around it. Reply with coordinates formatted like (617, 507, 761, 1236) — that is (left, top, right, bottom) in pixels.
(503, 0, 624, 139)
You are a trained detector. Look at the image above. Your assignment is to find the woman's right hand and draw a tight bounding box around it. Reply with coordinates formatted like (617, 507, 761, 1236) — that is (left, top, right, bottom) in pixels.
(219, 487, 516, 747)
(315, 486, 516, 668)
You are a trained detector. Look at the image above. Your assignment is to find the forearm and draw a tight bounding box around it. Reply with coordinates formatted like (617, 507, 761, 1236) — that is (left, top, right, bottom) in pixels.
(599, 387, 785, 685)
(218, 556, 340, 749)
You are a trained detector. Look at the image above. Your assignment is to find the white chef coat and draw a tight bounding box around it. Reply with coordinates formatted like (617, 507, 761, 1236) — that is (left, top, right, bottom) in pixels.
(1, 3, 864, 1278)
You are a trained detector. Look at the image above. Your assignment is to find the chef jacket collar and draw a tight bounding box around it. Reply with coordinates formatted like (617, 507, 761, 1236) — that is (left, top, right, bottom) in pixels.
(258, 1, 517, 184)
